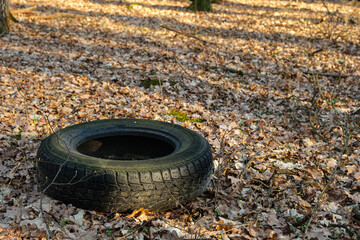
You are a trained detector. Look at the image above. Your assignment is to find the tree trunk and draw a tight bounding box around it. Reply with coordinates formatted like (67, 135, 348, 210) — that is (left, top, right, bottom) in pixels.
(0, 0, 9, 33)
(189, 0, 213, 12)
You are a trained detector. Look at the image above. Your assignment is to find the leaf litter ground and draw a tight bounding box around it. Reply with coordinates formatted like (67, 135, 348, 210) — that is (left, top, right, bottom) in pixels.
(0, 0, 360, 239)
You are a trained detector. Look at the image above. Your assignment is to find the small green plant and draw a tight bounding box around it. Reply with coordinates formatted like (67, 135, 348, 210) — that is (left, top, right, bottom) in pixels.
(256, 168, 266, 173)
(7, 138, 12, 148)
(167, 109, 203, 123)
(214, 208, 221, 217)
(16, 130, 22, 140)
(127, 4, 139, 9)
(8, 130, 22, 147)
(299, 224, 307, 231)
(170, 80, 185, 87)
(289, 224, 294, 231)
(60, 219, 67, 227)
(33, 113, 41, 125)
(140, 78, 162, 89)
(105, 227, 112, 237)
(330, 231, 340, 239)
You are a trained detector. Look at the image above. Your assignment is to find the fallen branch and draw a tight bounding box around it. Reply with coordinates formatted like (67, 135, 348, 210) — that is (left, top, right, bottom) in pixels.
(161, 25, 217, 45)
(201, 64, 244, 76)
(308, 42, 335, 57)
(302, 70, 348, 78)
(12, 7, 78, 20)
(28, 12, 79, 19)
(11, 6, 37, 14)
(175, 58, 193, 77)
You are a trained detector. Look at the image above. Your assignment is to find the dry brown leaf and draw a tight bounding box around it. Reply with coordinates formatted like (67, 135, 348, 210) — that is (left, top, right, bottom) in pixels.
(307, 167, 324, 181)
(267, 210, 282, 227)
(216, 220, 233, 231)
(126, 208, 153, 222)
(353, 171, 360, 181)
(248, 224, 260, 237)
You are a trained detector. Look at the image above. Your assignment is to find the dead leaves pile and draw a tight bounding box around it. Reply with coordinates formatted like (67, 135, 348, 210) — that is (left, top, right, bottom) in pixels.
(1, 0, 360, 239)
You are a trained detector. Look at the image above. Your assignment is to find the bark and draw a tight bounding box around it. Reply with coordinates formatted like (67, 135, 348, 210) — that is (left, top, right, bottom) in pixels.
(0, 0, 9, 33)
(188, 0, 213, 12)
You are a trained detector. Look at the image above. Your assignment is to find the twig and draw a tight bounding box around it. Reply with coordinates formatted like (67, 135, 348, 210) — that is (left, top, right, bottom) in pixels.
(308, 42, 335, 57)
(329, 224, 360, 239)
(209, 120, 236, 213)
(175, 58, 193, 77)
(308, 0, 343, 57)
(161, 25, 217, 45)
(51, 171, 99, 186)
(302, 70, 348, 78)
(320, 0, 335, 22)
(303, 137, 350, 237)
(0, 157, 25, 209)
(5, 68, 56, 239)
(11, 6, 37, 14)
(40, 157, 69, 239)
(47, 212, 74, 240)
(308, 120, 342, 152)
(118, 220, 152, 239)
(239, 153, 277, 179)
(39, 114, 73, 239)
(201, 64, 244, 76)
(28, 12, 79, 19)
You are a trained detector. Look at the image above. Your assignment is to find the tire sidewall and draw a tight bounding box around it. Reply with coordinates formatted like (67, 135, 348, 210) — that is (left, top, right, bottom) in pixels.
(40, 119, 209, 171)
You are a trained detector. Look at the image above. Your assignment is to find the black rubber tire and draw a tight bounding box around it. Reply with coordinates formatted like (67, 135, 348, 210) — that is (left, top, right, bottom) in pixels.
(37, 119, 213, 212)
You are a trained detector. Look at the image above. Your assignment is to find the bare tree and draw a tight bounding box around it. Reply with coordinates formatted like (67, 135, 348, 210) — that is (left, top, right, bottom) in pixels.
(0, 0, 9, 33)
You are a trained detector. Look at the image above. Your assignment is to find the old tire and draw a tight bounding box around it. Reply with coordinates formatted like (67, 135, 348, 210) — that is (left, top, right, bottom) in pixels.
(37, 119, 213, 212)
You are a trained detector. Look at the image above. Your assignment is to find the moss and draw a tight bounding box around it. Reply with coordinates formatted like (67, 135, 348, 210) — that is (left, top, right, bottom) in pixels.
(168, 109, 203, 122)
(191, 118, 203, 123)
(170, 80, 185, 87)
(140, 79, 162, 89)
(127, 4, 139, 9)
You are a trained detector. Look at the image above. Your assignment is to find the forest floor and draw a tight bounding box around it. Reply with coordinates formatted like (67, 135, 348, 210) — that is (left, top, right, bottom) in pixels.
(1, 0, 360, 239)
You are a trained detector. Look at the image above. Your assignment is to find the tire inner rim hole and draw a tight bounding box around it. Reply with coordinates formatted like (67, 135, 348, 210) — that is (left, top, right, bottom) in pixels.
(77, 135, 176, 160)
